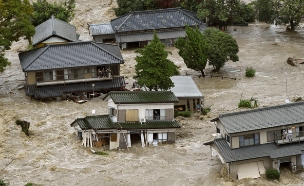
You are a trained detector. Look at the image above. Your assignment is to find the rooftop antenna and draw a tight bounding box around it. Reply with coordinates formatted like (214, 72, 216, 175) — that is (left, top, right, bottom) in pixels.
(284, 72, 289, 103)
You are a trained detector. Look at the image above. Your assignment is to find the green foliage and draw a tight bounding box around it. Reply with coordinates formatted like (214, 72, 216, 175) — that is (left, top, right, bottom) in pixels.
(203, 28, 239, 72)
(180, 0, 200, 12)
(25, 183, 33, 186)
(197, 0, 254, 28)
(245, 67, 255, 77)
(176, 111, 191, 117)
(238, 96, 259, 108)
(0, 179, 9, 186)
(175, 26, 209, 77)
(251, 0, 274, 23)
(265, 168, 280, 180)
(134, 31, 179, 91)
(16, 119, 30, 136)
(114, 0, 157, 17)
(0, 0, 34, 72)
(96, 151, 108, 155)
(202, 107, 211, 115)
(32, 0, 75, 26)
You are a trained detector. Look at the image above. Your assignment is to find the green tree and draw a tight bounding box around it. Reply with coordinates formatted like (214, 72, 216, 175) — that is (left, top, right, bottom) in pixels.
(0, 0, 35, 72)
(32, 0, 75, 26)
(175, 26, 209, 77)
(134, 32, 179, 91)
(114, 0, 157, 17)
(180, 0, 201, 12)
(251, 0, 274, 23)
(197, 0, 254, 29)
(203, 28, 239, 72)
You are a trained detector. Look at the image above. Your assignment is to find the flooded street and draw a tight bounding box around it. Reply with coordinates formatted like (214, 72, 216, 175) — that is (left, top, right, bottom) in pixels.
(1, 0, 304, 185)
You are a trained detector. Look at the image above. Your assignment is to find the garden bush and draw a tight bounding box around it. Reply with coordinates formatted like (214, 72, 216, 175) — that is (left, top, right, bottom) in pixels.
(265, 168, 280, 180)
(176, 111, 191, 117)
(245, 67, 255, 77)
(0, 179, 8, 186)
(202, 107, 211, 115)
(238, 99, 252, 108)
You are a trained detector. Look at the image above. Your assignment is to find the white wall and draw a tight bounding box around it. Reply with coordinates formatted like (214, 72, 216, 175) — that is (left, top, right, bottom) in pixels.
(42, 36, 68, 43)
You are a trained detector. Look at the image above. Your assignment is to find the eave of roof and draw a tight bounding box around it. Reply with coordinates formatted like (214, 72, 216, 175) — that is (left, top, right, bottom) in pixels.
(103, 91, 179, 104)
(212, 138, 304, 163)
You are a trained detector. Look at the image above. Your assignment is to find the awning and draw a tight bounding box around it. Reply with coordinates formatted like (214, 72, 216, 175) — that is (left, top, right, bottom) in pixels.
(237, 161, 265, 180)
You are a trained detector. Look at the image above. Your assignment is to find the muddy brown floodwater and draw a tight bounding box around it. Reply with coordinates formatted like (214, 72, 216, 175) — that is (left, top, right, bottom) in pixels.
(1, 0, 304, 185)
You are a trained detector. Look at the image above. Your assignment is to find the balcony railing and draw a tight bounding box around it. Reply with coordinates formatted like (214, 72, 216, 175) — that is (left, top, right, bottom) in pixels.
(276, 131, 304, 145)
(145, 116, 166, 121)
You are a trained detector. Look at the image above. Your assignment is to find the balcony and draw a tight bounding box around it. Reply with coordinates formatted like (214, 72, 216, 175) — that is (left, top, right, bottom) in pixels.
(276, 131, 304, 145)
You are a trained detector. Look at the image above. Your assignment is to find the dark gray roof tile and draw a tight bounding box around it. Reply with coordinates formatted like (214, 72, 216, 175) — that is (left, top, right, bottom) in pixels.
(33, 16, 77, 46)
(211, 102, 304, 134)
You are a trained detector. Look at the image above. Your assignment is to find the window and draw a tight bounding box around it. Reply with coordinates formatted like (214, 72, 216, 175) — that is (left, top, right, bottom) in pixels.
(146, 109, 166, 120)
(109, 107, 117, 116)
(239, 133, 259, 147)
(225, 134, 230, 143)
(216, 128, 220, 134)
(68, 68, 84, 79)
(111, 133, 117, 142)
(56, 70, 64, 80)
(35, 72, 43, 82)
(126, 109, 138, 121)
(267, 130, 283, 142)
(43, 71, 53, 81)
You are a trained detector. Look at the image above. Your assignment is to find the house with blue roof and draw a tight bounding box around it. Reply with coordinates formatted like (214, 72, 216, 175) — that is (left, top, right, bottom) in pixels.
(89, 7, 207, 49)
(71, 91, 181, 150)
(205, 101, 304, 179)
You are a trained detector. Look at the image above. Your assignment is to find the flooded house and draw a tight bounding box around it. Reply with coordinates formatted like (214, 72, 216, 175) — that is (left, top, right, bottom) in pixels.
(71, 91, 181, 150)
(18, 16, 125, 100)
(89, 7, 207, 49)
(170, 76, 203, 113)
(205, 101, 304, 180)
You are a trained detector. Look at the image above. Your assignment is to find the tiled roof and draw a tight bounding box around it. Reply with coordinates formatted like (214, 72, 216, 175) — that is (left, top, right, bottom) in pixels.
(114, 120, 181, 129)
(212, 138, 304, 163)
(71, 115, 180, 130)
(211, 101, 304, 134)
(89, 22, 114, 35)
(103, 91, 179, 104)
(111, 8, 204, 33)
(19, 41, 124, 71)
(33, 15, 77, 46)
(170, 76, 203, 98)
(25, 77, 125, 99)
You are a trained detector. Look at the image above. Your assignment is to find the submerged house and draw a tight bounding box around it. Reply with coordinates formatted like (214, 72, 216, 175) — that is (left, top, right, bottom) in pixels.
(18, 41, 125, 99)
(32, 15, 79, 48)
(71, 91, 181, 150)
(170, 76, 203, 113)
(205, 101, 304, 180)
(89, 7, 207, 49)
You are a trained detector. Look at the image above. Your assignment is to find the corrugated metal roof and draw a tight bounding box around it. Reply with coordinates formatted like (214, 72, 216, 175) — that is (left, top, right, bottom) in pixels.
(71, 115, 180, 130)
(111, 8, 203, 32)
(25, 76, 125, 99)
(103, 91, 179, 104)
(213, 138, 304, 163)
(33, 16, 77, 46)
(89, 22, 114, 35)
(170, 76, 202, 98)
(19, 41, 124, 71)
(211, 101, 304, 134)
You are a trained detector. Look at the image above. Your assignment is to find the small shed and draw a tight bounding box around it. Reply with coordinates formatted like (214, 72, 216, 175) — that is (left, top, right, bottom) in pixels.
(170, 76, 203, 113)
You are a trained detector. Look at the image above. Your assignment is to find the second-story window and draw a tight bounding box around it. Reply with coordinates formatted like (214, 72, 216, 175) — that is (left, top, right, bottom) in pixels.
(146, 109, 166, 120)
(126, 109, 138, 122)
(239, 133, 259, 147)
(109, 107, 117, 116)
(225, 134, 230, 143)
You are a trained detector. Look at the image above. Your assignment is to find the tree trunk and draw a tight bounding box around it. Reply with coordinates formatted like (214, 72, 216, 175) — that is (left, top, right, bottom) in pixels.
(200, 70, 205, 77)
(290, 20, 295, 31)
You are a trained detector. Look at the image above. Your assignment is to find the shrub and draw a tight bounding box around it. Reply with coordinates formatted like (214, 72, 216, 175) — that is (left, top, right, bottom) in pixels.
(174, 110, 192, 117)
(202, 107, 211, 115)
(0, 179, 8, 186)
(265, 168, 280, 180)
(238, 99, 252, 108)
(25, 183, 33, 186)
(96, 151, 108, 155)
(245, 67, 255, 77)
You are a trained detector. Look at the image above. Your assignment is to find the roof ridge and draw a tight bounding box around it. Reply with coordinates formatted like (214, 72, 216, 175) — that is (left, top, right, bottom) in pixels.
(178, 9, 201, 24)
(22, 46, 49, 70)
(91, 42, 123, 61)
(130, 7, 181, 14)
(219, 101, 304, 118)
(115, 13, 132, 32)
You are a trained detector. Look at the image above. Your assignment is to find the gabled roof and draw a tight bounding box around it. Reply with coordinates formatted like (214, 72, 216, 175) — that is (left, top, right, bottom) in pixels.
(71, 115, 181, 130)
(19, 41, 124, 71)
(170, 76, 203, 98)
(33, 15, 78, 46)
(103, 91, 179, 104)
(111, 8, 203, 33)
(211, 101, 304, 134)
(211, 138, 304, 163)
